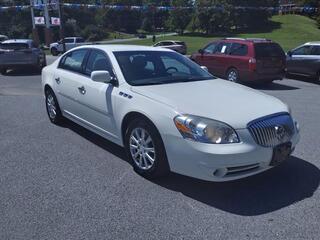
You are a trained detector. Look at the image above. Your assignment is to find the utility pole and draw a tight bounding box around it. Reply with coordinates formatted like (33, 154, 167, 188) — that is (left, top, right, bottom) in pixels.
(30, 0, 40, 46)
(57, 0, 66, 52)
(43, 0, 53, 46)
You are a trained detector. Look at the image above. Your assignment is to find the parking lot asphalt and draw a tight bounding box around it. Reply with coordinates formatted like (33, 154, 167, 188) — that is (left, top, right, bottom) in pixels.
(0, 56, 320, 240)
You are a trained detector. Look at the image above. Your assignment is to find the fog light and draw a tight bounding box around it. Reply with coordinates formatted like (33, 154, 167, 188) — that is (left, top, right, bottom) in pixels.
(213, 168, 227, 177)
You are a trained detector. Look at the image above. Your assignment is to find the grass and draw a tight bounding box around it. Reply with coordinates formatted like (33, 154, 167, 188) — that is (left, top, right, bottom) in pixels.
(114, 15, 320, 54)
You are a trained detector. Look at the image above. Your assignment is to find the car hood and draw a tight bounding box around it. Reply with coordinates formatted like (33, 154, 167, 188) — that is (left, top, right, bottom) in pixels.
(50, 42, 59, 48)
(130, 79, 289, 129)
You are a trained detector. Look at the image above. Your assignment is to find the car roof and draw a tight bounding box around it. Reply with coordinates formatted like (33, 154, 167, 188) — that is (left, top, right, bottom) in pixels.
(304, 42, 320, 46)
(75, 44, 173, 52)
(2, 39, 32, 44)
(222, 38, 273, 43)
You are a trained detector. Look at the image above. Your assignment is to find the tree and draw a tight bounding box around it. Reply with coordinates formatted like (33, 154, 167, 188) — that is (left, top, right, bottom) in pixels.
(167, 0, 193, 35)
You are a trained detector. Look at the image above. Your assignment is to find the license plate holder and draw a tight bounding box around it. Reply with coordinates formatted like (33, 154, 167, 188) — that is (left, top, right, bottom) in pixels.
(270, 142, 292, 166)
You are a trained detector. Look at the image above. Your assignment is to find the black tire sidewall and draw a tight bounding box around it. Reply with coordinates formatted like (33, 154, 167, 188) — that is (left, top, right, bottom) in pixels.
(124, 118, 169, 178)
(51, 48, 58, 56)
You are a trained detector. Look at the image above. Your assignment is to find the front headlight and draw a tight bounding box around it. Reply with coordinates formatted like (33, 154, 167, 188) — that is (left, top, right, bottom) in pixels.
(174, 115, 240, 144)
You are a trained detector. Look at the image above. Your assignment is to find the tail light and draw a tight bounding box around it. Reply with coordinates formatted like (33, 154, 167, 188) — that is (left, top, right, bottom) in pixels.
(248, 58, 256, 72)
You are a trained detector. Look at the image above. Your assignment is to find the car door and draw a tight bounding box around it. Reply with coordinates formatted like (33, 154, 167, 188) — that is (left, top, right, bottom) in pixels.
(54, 48, 89, 118)
(64, 38, 76, 51)
(287, 45, 312, 75)
(213, 42, 232, 77)
(195, 42, 220, 75)
(305, 45, 320, 76)
(77, 49, 118, 138)
(228, 43, 249, 78)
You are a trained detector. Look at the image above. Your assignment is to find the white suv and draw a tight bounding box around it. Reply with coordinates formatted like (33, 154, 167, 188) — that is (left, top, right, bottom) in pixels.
(49, 37, 85, 56)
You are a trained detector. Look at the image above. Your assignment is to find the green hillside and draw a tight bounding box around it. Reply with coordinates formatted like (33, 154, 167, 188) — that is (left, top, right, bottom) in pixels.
(116, 15, 320, 54)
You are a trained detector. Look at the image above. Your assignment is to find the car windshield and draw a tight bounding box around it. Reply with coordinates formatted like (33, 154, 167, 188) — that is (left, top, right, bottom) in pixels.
(0, 43, 29, 50)
(113, 51, 214, 86)
(254, 43, 285, 58)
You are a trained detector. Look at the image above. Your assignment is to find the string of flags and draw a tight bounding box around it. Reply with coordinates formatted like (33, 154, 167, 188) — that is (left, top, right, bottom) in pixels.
(0, 4, 318, 13)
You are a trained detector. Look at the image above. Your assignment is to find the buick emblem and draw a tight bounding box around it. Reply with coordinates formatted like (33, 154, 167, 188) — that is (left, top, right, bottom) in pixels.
(275, 125, 286, 140)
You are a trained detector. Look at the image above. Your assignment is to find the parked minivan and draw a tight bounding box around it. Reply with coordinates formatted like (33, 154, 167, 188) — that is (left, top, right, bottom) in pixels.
(191, 38, 286, 84)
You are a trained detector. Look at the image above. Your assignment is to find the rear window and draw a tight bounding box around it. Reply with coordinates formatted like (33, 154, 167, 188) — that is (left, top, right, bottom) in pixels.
(175, 41, 186, 46)
(254, 43, 284, 58)
(0, 43, 29, 50)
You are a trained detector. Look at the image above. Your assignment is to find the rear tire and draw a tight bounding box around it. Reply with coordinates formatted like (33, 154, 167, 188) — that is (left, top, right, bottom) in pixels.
(0, 68, 6, 75)
(45, 88, 64, 124)
(315, 71, 320, 83)
(124, 118, 169, 179)
(51, 48, 59, 56)
(226, 68, 240, 83)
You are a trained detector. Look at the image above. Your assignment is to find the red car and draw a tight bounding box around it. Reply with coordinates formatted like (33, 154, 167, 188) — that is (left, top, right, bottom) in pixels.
(191, 38, 286, 83)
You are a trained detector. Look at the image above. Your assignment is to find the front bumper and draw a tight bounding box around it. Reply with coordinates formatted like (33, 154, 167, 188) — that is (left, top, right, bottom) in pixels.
(163, 128, 299, 182)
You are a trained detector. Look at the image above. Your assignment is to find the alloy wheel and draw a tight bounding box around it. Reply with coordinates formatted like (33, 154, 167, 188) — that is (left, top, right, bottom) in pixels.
(228, 70, 238, 82)
(129, 127, 156, 170)
(46, 93, 57, 120)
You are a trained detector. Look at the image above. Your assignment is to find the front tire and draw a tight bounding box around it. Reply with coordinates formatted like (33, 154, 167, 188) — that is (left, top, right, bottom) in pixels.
(50, 48, 59, 56)
(226, 68, 240, 83)
(124, 118, 169, 179)
(45, 88, 64, 124)
(0, 68, 6, 75)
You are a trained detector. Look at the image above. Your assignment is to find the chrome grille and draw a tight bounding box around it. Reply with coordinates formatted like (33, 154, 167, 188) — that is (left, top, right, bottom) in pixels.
(248, 114, 295, 148)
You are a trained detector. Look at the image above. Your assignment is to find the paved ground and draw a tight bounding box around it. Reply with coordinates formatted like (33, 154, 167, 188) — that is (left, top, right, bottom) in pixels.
(0, 58, 319, 240)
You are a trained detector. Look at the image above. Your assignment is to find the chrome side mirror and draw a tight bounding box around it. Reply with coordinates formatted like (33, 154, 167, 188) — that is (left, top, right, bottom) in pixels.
(201, 66, 208, 72)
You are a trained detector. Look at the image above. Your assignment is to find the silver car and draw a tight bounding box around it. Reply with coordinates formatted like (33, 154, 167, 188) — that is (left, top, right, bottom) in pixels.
(286, 42, 320, 82)
(153, 40, 187, 55)
(0, 39, 46, 75)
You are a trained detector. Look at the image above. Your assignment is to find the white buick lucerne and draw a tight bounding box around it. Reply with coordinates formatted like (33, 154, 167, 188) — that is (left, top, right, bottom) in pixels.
(42, 45, 300, 182)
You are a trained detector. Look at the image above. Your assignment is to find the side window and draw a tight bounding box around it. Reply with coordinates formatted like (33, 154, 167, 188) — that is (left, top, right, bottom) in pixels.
(215, 42, 232, 54)
(310, 46, 320, 55)
(292, 46, 312, 55)
(76, 38, 84, 43)
(84, 50, 114, 77)
(203, 43, 218, 54)
(230, 43, 248, 56)
(64, 38, 74, 44)
(59, 49, 88, 73)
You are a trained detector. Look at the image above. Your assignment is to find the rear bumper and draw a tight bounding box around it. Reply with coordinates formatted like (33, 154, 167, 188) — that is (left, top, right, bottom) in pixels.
(0, 60, 39, 69)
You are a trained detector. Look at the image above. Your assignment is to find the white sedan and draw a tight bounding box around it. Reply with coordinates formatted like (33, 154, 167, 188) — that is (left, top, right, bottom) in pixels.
(42, 45, 300, 182)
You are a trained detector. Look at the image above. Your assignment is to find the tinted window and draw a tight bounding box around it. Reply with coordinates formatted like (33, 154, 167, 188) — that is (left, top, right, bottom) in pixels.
(60, 49, 87, 73)
(84, 50, 114, 76)
(310, 46, 320, 55)
(254, 43, 285, 57)
(114, 51, 213, 86)
(162, 42, 174, 46)
(64, 38, 74, 43)
(0, 43, 29, 50)
(216, 42, 232, 54)
(175, 41, 186, 46)
(230, 43, 248, 56)
(292, 45, 312, 55)
(76, 38, 84, 43)
(203, 43, 218, 54)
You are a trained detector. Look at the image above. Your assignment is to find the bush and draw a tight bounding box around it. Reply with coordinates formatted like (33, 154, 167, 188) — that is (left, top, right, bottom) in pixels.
(317, 15, 320, 28)
(81, 25, 109, 42)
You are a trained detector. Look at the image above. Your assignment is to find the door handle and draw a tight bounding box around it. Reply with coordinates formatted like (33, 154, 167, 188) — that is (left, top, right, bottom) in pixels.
(78, 86, 86, 95)
(55, 77, 61, 84)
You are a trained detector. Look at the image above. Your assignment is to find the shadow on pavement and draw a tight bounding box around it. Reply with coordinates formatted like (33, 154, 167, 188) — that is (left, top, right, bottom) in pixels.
(61, 120, 319, 216)
(3, 68, 40, 77)
(250, 81, 300, 91)
(286, 74, 320, 86)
